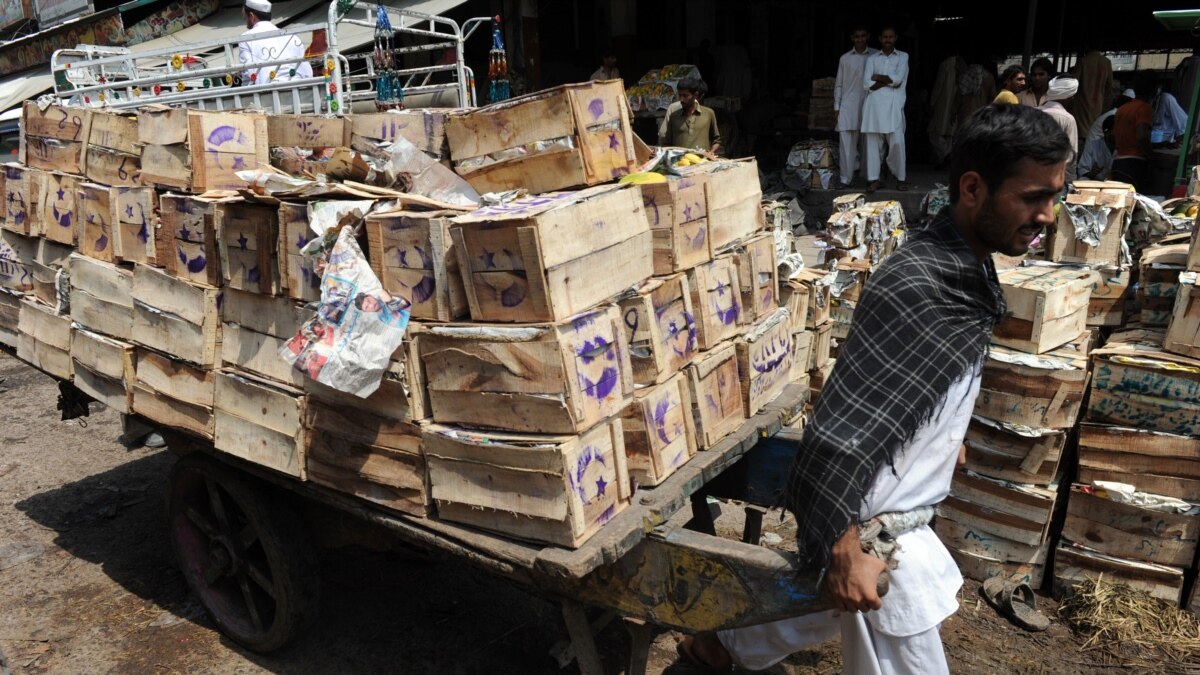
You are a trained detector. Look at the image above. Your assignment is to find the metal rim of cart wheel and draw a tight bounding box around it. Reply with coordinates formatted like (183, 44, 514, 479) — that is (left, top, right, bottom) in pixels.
(168, 453, 319, 653)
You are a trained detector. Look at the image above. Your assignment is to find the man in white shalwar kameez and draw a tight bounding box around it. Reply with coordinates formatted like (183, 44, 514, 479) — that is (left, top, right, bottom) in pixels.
(834, 28, 878, 188)
(677, 104, 1073, 675)
(861, 27, 909, 191)
(239, 0, 313, 87)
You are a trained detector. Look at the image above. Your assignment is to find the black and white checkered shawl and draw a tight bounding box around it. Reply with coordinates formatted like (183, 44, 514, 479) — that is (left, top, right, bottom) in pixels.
(785, 208, 1007, 573)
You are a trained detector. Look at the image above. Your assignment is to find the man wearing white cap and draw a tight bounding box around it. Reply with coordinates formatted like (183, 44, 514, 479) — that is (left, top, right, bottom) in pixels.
(1086, 89, 1135, 144)
(239, 0, 314, 87)
(1041, 76, 1079, 182)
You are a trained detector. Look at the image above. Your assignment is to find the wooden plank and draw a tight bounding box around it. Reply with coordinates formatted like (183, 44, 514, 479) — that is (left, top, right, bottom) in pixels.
(733, 232, 779, 326)
(25, 136, 84, 175)
(40, 172, 80, 245)
(137, 107, 191, 146)
(350, 109, 451, 157)
(18, 297, 70, 350)
(936, 496, 1045, 547)
(216, 200, 279, 295)
(277, 202, 321, 302)
(946, 545, 1045, 587)
(621, 372, 698, 487)
(113, 187, 162, 266)
(76, 182, 119, 262)
(445, 89, 576, 160)
(132, 301, 221, 368)
(1062, 488, 1197, 567)
(222, 323, 306, 387)
(69, 289, 134, 341)
(1088, 267, 1131, 327)
(213, 377, 307, 480)
(267, 114, 347, 148)
(17, 332, 72, 380)
(74, 363, 132, 413)
(214, 371, 304, 437)
(424, 418, 630, 549)
(23, 101, 90, 143)
(187, 111, 268, 192)
(936, 516, 1047, 565)
(2, 165, 34, 236)
(736, 308, 794, 417)
(365, 209, 468, 321)
(686, 342, 745, 449)
(1053, 544, 1183, 604)
(618, 273, 699, 386)
(1166, 279, 1200, 360)
(963, 419, 1066, 486)
(0, 229, 35, 293)
(135, 348, 214, 407)
(221, 287, 310, 337)
(949, 471, 1056, 525)
(688, 254, 742, 350)
(139, 144, 192, 191)
(130, 382, 213, 438)
(71, 327, 135, 382)
(131, 262, 221, 327)
(83, 146, 140, 188)
(975, 353, 1088, 429)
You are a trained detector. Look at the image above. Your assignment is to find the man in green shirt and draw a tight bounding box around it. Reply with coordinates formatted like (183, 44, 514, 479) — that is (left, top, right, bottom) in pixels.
(659, 77, 722, 156)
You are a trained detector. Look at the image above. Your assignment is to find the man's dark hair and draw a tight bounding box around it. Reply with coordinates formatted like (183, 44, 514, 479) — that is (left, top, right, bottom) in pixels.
(678, 76, 707, 97)
(1133, 72, 1157, 100)
(1000, 65, 1025, 84)
(948, 104, 1072, 203)
(1030, 57, 1055, 77)
(247, 8, 271, 21)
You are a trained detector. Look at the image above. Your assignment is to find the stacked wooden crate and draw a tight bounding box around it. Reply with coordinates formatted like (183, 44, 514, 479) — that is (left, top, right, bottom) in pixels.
(935, 265, 1096, 587)
(1056, 329, 1200, 605)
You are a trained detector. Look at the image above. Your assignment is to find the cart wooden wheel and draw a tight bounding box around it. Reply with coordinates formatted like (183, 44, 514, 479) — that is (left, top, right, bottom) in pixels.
(168, 453, 319, 652)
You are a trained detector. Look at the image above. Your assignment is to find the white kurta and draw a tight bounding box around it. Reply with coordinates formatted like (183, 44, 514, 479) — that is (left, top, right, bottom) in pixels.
(718, 373, 980, 673)
(861, 49, 909, 134)
(835, 47, 878, 132)
(238, 21, 314, 86)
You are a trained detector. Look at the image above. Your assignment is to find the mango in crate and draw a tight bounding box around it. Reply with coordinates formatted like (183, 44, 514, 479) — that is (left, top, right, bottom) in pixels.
(619, 171, 668, 185)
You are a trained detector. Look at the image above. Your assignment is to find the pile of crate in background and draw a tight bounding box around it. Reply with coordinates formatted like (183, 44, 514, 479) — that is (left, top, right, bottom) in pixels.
(0, 79, 809, 552)
(807, 77, 837, 132)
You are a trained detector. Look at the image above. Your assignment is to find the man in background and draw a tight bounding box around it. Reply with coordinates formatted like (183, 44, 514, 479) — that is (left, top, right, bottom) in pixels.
(1112, 74, 1156, 191)
(590, 51, 620, 82)
(1072, 47, 1114, 144)
(239, 0, 313, 86)
(1020, 58, 1055, 107)
(834, 27, 878, 187)
(659, 77, 721, 156)
(1041, 77, 1080, 182)
(861, 26, 909, 191)
(994, 65, 1026, 105)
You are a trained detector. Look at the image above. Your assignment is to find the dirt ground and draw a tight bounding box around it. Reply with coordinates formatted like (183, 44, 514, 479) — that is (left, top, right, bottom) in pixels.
(0, 351, 1163, 674)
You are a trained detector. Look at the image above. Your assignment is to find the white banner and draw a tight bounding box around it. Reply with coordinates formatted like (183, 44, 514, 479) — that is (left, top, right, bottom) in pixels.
(33, 0, 91, 26)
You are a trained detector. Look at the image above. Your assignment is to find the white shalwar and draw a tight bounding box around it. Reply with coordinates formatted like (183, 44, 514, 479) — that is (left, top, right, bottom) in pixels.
(835, 47, 878, 184)
(861, 49, 909, 182)
(239, 21, 314, 87)
(718, 373, 981, 674)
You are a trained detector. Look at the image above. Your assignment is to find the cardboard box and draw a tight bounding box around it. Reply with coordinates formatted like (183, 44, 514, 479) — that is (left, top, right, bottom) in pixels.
(1139, 242, 1188, 327)
(936, 471, 1056, 566)
(732, 232, 779, 326)
(214, 371, 308, 479)
(621, 372, 698, 487)
(71, 327, 136, 413)
(1046, 180, 1133, 266)
(130, 263, 222, 367)
(266, 114, 349, 149)
(445, 80, 638, 194)
(451, 185, 652, 323)
(40, 171, 79, 244)
(639, 174, 711, 274)
(68, 254, 134, 341)
(1088, 329, 1200, 436)
(975, 340, 1090, 430)
(788, 268, 832, 329)
(365, 208, 468, 321)
(685, 341, 745, 449)
(423, 418, 631, 548)
(617, 273, 699, 386)
(76, 181, 118, 262)
(809, 321, 832, 371)
(304, 402, 430, 516)
(17, 296, 72, 380)
(132, 347, 216, 438)
(418, 304, 633, 434)
(216, 200, 280, 295)
(687, 254, 742, 350)
(187, 111, 269, 192)
(790, 329, 814, 383)
(992, 266, 1093, 354)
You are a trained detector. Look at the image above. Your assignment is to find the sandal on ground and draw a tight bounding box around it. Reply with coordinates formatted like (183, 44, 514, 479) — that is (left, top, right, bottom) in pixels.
(982, 577, 1050, 632)
(866, 180, 883, 193)
(676, 633, 733, 674)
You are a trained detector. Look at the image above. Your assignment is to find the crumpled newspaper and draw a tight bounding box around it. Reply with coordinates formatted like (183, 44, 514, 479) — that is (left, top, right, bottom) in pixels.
(381, 135, 479, 207)
(1091, 480, 1200, 515)
(1062, 202, 1112, 247)
(279, 226, 411, 397)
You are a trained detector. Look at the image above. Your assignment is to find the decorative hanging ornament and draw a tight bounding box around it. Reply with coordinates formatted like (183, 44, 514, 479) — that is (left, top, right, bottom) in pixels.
(176, 81, 186, 92)
(171, 54, 183, 70)
(488, 15, 511, 103)
(153, 84, 162, 95)
(269, 70, 277, 81)
(225, 74, 234, 85)
(133, 87, 142, 97)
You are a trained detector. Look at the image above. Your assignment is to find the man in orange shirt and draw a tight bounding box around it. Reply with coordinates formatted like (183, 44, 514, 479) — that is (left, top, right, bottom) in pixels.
(1111, 74, 1156, 191)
